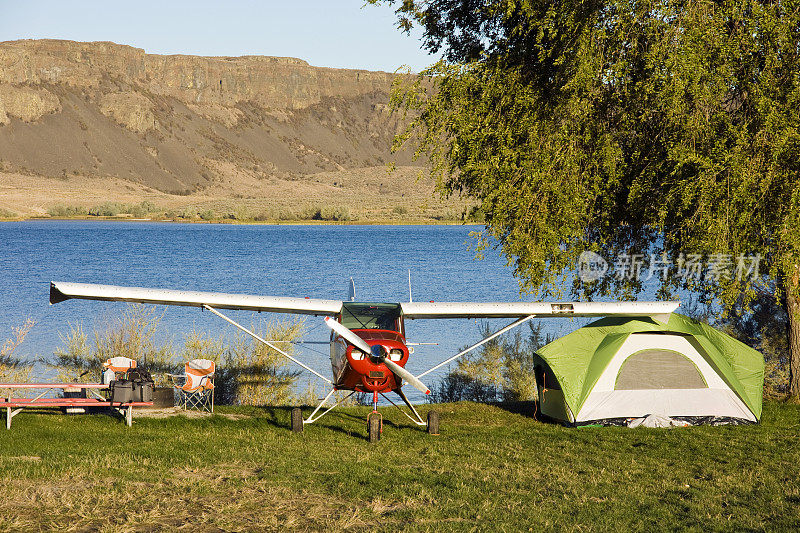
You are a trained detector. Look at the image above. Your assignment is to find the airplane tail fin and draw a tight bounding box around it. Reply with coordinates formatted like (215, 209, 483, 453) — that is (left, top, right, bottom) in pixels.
(348, 277, 356, 302)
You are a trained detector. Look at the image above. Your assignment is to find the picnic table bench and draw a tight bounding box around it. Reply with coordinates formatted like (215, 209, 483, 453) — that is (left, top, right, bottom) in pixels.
(0, 383, 153, 429)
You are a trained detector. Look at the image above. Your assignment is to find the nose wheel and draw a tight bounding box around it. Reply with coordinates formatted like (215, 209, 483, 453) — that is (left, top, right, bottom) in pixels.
(367, 391, 383, 442)
(367, 412, 383, 442)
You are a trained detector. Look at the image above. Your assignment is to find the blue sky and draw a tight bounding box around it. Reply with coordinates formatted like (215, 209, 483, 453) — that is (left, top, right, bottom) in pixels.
(0, 0, 435, 72)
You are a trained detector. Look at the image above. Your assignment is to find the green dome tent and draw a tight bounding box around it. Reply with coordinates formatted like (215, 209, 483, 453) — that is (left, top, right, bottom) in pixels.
(534, 314, 764, 425)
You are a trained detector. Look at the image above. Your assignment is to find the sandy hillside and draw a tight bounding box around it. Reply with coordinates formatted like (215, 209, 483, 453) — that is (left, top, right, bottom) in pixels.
(0, 40, 458, 219)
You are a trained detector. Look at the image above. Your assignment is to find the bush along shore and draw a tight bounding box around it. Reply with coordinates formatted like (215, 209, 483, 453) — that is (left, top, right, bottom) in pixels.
(0, 200, 486, 224)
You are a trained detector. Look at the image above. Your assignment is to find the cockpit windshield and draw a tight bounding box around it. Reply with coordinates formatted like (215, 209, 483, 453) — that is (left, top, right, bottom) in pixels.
(340, 303, 402, 331)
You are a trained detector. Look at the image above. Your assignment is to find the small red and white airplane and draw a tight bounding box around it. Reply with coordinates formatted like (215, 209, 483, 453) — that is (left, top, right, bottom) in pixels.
(49, 280, 679, 441)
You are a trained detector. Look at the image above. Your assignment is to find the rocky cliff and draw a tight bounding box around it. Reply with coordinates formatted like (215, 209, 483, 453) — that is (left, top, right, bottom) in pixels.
(0, 39, 417, 195)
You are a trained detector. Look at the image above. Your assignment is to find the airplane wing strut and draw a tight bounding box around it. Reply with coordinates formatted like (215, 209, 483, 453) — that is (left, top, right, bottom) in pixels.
(203, 304, 332, 385)
(416, 315, 537, 379)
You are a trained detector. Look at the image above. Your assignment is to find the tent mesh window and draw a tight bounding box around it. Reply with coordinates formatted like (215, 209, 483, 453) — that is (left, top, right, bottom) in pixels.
(615, 349, 708, 390)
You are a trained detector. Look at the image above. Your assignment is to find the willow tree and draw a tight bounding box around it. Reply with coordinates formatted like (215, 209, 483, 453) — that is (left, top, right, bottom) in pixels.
(373, 0, 800, 398)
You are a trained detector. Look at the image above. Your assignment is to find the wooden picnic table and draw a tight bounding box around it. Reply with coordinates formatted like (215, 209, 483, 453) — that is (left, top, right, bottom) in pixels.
(0, 383, 153, 429)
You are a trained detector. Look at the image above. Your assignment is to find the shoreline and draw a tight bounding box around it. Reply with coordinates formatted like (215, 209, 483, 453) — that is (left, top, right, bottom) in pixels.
(0, 168, 471, 225)
(0, 215, 482, 226)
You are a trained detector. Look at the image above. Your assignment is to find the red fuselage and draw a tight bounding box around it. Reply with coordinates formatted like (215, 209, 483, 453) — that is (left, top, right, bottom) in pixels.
(330, 329, 411, 393)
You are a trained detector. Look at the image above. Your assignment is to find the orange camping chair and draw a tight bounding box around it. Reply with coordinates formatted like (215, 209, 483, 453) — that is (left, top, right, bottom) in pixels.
(168, 359, 215, 412)
(103, 356, 137, 384)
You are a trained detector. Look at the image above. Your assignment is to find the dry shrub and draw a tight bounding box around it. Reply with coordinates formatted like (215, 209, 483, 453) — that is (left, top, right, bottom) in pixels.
(51, 306, 305, 404)
(51, 305, 176, 386)
(87, 202, 123, 217)
(47, 205, 88, 217)
(178, 321, 303, 405)
(0, 318, 34, 383)
(51, 324, 92, 382)
(225, 321, 303, 405)
(430, 322, 549, 404)
(293, 381, 366, 407)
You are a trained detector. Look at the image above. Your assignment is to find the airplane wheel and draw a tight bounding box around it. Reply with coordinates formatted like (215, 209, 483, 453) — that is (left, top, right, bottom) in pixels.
(368, 414, 382, 443)
(291, 407, 304, 433)
(427, 410, 440, 435)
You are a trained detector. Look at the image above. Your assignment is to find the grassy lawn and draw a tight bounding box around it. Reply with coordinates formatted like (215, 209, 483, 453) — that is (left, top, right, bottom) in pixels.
(1, 401, 798, 531)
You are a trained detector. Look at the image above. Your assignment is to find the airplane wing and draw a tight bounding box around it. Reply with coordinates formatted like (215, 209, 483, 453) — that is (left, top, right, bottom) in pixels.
(400, 301, 680, 323)
(49, 281, 343, 316)
(51, 281, 679, 322)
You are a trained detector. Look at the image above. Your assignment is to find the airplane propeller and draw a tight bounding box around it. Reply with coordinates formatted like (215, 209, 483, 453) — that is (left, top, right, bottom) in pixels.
(324, 316, 430, 395)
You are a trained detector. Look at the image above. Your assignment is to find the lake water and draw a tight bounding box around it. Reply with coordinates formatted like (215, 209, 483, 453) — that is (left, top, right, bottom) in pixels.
(0, 221, 589, 403)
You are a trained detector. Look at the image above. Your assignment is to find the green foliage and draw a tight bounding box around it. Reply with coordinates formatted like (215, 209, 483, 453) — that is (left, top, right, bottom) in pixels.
(431, 208, 460, 221)
(88, 202, 123, 217)
(47, 204, 88, 217)
(178, 207, 197, 219)
(0, 207, 17, 218)
(383, 0, 800, 292)
(51, 324, 94, 382)
(430, 322, 552, 403)
(298, 205, 352, 221)
(274, 208, 301, 221)
(223, 206, 252, 221)
(198, 209, 216, 221)
(321, 206, 351, 221)
(129, 200, 157, 218)
(49, 202, 159, 218)
(718, 281, 790, 397)
(465, 205, 484, 223)
(379, 0, 800, 395)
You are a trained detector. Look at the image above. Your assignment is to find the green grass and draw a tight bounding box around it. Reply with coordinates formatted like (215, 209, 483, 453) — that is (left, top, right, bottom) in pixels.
(1, 401, 798, 531)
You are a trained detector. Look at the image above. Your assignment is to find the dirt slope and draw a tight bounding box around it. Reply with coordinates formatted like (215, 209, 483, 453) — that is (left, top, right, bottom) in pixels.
(0, 40, 451, 218)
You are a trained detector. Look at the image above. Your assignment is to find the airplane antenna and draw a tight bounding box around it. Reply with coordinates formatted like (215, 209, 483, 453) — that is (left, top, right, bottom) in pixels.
(348, 277, 356, 302)
(408, 269, 413, 303)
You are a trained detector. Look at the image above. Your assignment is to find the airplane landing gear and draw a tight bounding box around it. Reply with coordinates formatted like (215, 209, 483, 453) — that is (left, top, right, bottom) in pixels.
(291, 407, 304, 433)
(367, 391, 383, 442)
(290, 388, 432, 441)
(367, 412, 383, 443)
(427, 410, 440, 435)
